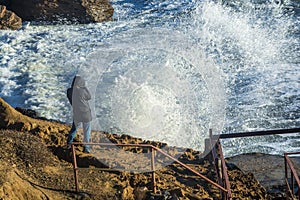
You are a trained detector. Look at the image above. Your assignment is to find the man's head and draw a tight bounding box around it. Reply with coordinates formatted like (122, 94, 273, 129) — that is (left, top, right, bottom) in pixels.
(74, 76, 86, 87)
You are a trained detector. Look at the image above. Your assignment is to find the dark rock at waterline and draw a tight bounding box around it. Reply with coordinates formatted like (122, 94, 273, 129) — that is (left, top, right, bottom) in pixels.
(0, 0, 113, 25)
(15, 106, 66, 124)
(15, 107, 38, 119)
(0, 5, 22, 30)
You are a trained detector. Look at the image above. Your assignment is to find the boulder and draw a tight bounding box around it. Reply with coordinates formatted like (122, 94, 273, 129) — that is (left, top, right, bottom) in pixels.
(1, 0, 114, 24)
(0, 5, 22, 30)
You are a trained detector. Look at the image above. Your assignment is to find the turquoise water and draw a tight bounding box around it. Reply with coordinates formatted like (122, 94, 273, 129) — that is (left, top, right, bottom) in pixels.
(0, 0, 299, 156)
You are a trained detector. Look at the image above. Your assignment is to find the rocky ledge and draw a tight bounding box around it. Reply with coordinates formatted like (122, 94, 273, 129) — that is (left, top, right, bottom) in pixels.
(0, 97, 294, 199)
(0, 0, 114, 30)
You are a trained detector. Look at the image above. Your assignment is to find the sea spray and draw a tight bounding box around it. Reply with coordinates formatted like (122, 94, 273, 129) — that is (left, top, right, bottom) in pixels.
(0, 0, 298, 158)
(82, 28, 226, 152)
(190, 0, 299, 156)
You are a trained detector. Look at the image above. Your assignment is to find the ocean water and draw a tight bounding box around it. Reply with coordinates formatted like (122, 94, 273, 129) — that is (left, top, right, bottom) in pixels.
(0, 0, 299, 157)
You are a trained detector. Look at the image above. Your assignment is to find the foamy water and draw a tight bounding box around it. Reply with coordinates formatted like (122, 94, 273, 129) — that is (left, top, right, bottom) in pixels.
(0, 0, 299, 156)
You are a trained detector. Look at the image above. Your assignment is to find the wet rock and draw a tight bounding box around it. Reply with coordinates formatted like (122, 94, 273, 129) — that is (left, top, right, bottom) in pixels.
(15, 107, 38, 119)
(0, 5, 22, 30)
(4, 0, 114, 24)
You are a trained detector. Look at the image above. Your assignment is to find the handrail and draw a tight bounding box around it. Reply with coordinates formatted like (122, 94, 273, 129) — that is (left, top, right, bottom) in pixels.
(70, 142, 228, 196)
(213, 128, 300, 200)
(209, 129, 224, 198)
(209, 129, 232, 200)
(284, 152, 300, 199)
(216, 141, 232, 200)
(70, 128, 300, 199)
(216, 128, 300, 139)
(152, 145, 228, 192)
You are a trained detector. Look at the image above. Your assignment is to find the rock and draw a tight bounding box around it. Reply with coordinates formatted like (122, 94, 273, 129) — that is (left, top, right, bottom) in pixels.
(0, 168, 50, 199)
(0, 5, 22, 30)
(169, 188, 184, 197)
(82, 0, 114, 22)
(0, 98, 70, 146)
(15, 107, 38, 119)
(134, 187, 148, 200)
(4, 0, 114, 24)
(122, 185, 135, 200)
(226, 152, 300, 198)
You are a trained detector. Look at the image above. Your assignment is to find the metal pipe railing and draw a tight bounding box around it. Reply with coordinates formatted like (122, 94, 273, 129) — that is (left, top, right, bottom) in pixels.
(70, 128, 299, 199)
(209, 129, 224, 198)
(216, 140, 232, 200)
(213, 128, 300, 200)
(151, 148, 156, 193)
(152, 145, 228, 192)
(71, 145, 79, 192)
(284, 152, 300, 199)
(217, 128, 300, 139)
(70, 142, 228, 196)
(209, 129, 232, 200)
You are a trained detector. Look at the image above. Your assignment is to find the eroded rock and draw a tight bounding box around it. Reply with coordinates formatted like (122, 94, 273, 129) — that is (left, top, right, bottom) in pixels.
(2, 0, 114, 24)
(0, 5, 22, 30)
(0, 98, 70, 146)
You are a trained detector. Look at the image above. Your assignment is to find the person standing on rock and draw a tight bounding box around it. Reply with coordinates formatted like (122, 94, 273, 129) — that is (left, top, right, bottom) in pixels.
(66, 75, 92, 153)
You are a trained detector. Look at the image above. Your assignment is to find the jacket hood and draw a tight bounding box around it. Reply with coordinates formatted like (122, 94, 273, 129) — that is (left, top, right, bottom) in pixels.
(73, 76, 86, 87)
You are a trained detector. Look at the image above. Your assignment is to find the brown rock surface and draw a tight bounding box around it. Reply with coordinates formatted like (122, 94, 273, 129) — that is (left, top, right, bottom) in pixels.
(227, 152, 300, 198)
(0, 5, 22, 30)
(0, 97, 287, 199)
(0, 97, 70, 146)
(1, 0, 114, 24)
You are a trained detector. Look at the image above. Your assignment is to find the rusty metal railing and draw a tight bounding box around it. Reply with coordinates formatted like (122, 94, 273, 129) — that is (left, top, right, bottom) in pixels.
(211, 128, 300, 200)
(217, 128, 300, 139)
(70, 128, 300, 199)
(70, 142, 229, 197)
(284, 152, 300, 199)
(70, 143, 157, 193)
(209, 129, 232, 200)
(216, 140, 232, 200)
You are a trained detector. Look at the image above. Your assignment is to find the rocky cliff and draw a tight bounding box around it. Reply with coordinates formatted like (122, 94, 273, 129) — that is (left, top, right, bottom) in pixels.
(0, 0, 114, 30)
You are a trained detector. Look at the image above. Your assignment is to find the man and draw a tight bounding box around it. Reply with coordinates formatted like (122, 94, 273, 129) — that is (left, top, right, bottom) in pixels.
(66, 76, 92, 153)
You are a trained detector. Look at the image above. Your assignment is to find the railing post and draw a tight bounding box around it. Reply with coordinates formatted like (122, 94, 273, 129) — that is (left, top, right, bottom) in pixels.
(284, 154, 288, 199)
(209, 129, 225, 199)
(291, 170, 294, 195)
(284, 152, 300, 199)
(298, 183, 300, 200)
(217, 140, 232, 200)
(71, 144, 79, 192)
(151, 147, 156, 193)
